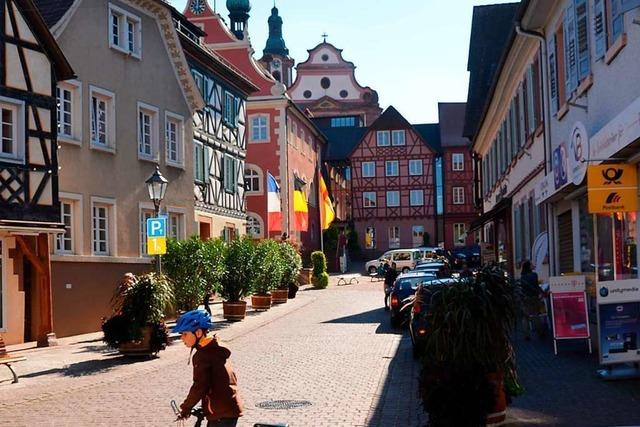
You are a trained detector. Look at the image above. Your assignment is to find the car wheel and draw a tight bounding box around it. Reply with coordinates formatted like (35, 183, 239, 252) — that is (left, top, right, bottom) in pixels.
(402, 267, 410, 273)
(391, 315, 400, 328)
(368, 266, 377, 274)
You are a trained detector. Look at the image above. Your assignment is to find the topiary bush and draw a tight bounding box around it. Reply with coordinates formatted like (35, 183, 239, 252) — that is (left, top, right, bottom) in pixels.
(311, 250, 327, 277)
(253, 239, 285, 295)
(315, 272, 329, 289)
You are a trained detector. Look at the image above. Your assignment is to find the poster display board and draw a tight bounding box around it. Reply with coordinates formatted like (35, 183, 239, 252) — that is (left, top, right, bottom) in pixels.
(596, 279, 640, 365)
(549, 276, 591, 354)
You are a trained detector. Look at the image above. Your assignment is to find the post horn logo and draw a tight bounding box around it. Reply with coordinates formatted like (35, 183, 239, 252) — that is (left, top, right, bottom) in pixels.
(606, 192, 622, 204)
(602, 168, 623, 184)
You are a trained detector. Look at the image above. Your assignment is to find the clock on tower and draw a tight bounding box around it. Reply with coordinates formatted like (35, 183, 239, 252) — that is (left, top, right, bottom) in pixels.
(190, 0, 206, 14)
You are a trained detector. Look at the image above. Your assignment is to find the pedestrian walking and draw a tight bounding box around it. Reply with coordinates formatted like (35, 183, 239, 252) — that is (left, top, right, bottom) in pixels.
(174, 310, 244, 426)
(203, 292, 212, 316)
(384, 262, 398, 310)
(519, 260, 546, 339)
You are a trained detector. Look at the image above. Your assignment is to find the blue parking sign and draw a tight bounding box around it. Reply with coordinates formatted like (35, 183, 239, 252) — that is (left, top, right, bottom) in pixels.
(147, 217, 167, 238)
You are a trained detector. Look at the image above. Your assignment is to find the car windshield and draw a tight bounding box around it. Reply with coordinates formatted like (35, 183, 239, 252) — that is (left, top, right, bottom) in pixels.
(395, 275, 436, 290)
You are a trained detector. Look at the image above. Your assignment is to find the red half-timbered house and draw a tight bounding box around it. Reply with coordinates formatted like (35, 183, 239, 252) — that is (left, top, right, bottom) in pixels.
(349, 106, 438, 256)
(439, 103, 478, 249)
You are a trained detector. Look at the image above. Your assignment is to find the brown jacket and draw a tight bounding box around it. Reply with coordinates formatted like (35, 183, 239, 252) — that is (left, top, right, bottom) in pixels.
(180, 337, 243, 421)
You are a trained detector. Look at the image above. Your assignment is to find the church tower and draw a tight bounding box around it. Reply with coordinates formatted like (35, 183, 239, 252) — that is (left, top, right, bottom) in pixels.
(227, 0, 251, 40)
(259, 5, 294, 87)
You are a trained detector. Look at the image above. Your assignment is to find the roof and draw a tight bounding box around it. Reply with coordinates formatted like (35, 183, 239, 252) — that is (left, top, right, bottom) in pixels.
(463, 3, 519, 139)
(413, 123, 442, 154)
(318, 126, 367, 162)
(438, 103, 470, 148)
(33, 0, 74, 28)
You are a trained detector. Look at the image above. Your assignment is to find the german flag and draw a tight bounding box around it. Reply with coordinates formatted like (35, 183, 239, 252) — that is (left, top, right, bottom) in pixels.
(293, 176, 308, 231)
(319, 174, 335, 230)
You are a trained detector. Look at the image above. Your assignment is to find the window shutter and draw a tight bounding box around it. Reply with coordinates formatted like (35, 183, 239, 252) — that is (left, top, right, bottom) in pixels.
(533, 56, 542, 127)
(523, 198, 530, 259)
(518, 84, 526, 146)
(593, 0, 606, 58)
(526, 66, 536, 135)
(204, 146, 211, 183)
(564, 2, 578, 96)
(505, 109, 512, 164)
(514, 205, 521, 265)
(575, 0, 590, 79)
(234, 97, 240, 126)
(548, 36, 558, 115)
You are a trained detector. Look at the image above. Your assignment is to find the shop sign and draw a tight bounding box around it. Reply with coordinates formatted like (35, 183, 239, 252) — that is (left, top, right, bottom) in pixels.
(534, 174, 554, 205)
(480, 242, 495, 264)
(552, 142, 569, 190)
(551, 291, 590, 339)
(549, 275, 585, 293)
(589, 95, 640, 162)
(568, 122, 588, 186)
(587, 164, 638, 213)
(597, 279, 640, 364)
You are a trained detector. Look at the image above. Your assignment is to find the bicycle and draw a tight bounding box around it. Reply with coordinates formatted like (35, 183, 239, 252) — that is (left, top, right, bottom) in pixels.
(171, 400, 290, 427)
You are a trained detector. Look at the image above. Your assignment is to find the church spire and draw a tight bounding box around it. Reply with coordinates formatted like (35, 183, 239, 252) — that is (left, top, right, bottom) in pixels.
(263, 5, 289, 56)
(226, 0, 251, 40)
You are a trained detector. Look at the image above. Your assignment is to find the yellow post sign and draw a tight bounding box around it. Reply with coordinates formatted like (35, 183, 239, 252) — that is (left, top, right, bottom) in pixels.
(147, 236, 167, 255)
(587, 164, 638, 213)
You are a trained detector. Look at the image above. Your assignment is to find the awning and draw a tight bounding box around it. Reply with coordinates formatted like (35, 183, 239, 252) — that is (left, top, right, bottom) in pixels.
(0, 220, 65, 235)
(469, 197, 512, 232)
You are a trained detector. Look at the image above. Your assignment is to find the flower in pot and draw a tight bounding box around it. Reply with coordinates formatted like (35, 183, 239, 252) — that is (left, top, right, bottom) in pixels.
(220, 237, 256, 321)
(251, 239, 285, 310)
(418, 266, 522, 426)
(276, 242, 302, 301)
(311, 250, 329, 289)
(102, 273, 174, 356)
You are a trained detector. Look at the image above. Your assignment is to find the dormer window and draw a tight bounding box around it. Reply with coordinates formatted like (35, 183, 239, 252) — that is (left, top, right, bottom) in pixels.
(109, 4, 141, 59)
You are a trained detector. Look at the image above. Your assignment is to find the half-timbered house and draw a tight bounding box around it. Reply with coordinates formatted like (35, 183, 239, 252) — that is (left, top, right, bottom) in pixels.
(349, 106, 439, 255)
(35, 0, 204, 338)
(0, 0, 74, 345)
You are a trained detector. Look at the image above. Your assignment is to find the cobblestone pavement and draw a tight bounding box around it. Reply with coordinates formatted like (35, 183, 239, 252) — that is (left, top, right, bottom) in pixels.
(0, 273, 427, 427)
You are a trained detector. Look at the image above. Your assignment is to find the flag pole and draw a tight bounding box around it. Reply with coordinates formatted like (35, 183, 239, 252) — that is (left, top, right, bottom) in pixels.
(266, 169, 270, 237)
(319, 166, 324, 253)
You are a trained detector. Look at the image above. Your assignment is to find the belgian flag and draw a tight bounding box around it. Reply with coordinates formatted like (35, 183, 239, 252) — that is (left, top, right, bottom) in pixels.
(293, 176, 308, 232)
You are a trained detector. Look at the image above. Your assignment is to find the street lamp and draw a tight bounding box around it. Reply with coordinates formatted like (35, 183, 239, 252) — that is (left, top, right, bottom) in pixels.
(146, 165, 168, 273)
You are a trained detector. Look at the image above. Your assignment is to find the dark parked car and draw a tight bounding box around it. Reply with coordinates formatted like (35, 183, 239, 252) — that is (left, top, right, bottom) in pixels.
(409, 278, 459, 356)
(388, 271, 436, 327)
(414, 261, 451, 278)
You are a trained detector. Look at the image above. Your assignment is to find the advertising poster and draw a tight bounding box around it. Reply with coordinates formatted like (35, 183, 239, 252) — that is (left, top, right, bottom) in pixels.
(597, 279, 640, 364)
(551, 292, 589, 339)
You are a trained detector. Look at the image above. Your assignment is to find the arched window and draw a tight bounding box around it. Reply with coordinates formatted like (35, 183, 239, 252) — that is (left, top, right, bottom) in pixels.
(246, 214, 263, 238)
(244, 166, 262, 193)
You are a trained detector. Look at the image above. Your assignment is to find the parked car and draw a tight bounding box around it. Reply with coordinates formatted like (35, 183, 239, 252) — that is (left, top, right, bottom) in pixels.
(414, 261, 451, 278)
(388, 271, 436, 327)
(365, 249, 423, 274)
(415, 246, 438, 260)
(409, 278, 459, 356)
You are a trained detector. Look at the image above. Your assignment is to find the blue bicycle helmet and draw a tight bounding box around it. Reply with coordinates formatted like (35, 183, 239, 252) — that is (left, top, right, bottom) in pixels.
(173, 310, 213, 333)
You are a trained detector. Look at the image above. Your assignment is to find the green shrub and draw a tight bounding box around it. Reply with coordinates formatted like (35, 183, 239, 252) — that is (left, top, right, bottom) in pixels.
(253, 239, 284, 295)
(311, 250, 327, 278)
(163, 237, 208, 311)
(220, 237, 256, 302)
(314, 272, 329, 289)
(279, 242, 302, 289)
(201, 238, 226, 295)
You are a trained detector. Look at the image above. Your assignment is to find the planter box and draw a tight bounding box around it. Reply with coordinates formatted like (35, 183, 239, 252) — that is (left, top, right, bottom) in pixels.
(271, 289, 289, 304)
(119, 326, 155, 357)
(298, 268, 313, 286)
(223, 301, 247, 321)
(251, 294, 272, 311)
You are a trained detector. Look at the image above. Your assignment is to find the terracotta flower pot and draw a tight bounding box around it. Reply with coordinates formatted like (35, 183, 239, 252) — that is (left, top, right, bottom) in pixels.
(297, 268, 313, 285)
(222, 301, 247, 321)
(486, 372, 507, 425)
(271, 289, 289, 304)
(251, 294, 272, 311)
(119, 326, 154, 357)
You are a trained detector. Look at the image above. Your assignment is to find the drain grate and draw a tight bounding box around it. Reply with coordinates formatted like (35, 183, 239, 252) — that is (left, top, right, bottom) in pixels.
(256, 399, 312, 410)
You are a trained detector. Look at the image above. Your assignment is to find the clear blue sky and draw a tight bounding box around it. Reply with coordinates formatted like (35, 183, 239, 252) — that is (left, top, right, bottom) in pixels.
(171, 0, 516, 124)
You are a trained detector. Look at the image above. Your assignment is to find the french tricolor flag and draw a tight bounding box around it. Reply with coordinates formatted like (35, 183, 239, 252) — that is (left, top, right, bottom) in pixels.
(267, 172, 282, 232)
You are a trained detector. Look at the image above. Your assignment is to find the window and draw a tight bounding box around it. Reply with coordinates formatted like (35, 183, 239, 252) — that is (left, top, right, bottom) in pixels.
(452, 153, 464, 171)
(409, 159, 423, 176)
(330, 116, 356, 127)
(169, 213, 183, 240)
(57, 87, 72, 138)
(194, 141, 206, 182)
(410, 190, 424, 206)
(453, 187, 465, 205)
(453, 223, 466, 246)
(392, 130, 405, 146)
(165, 112, 184, 166)
(365, 227, 376, 249)
(386, 191, 400, 207)
(385, 161, 399, 177)
(389, 226, 400, 249)
(56, 201, 74, 254)
(250, 115, 268, 141)
(139, 208, 153, 256)
(246, 214, 263, 238)
(109, 4, 141, 57)
(137, 104, 158, 159)
(0, 104, 18, 160)
(92, 203, 110, 255)
(89, 86, 115, 150)
(223, 155, 236, 193)
(56, 80, 81, 143)
(376, 130, 390, 146)
(362, 161, 375, 178)
(363, 191, 376, 208)
(224, 92, 238, 127)
(245, 168, 260, 193)
(412, 225, 424, 248)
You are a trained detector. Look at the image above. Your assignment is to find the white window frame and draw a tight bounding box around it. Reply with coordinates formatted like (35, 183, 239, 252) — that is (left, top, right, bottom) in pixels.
(452, 153, 465, 171)
(138, 205, 154, 257)
(89, 85, 115, 152)
(167, 207, 186, 240)
(56, 80, 82, 145)
(249, 114, 269, 142)
(165, 111, 184, 168)
(223, 155, 237, 193)
(386, 191, 400, 207)
(244, 165, 263, 195)
(409, 159, 423, 176)
(0, 97, 25, 163)
(376, 130, 390, 146)
(55, 192, 84, 256)
(361, 161, 375, 178)
(108, 3, 142, 59)
(91, 197, 116, 256)
(453, 187, 465, 205)
(223, 91, 237, 127)
(137, 102, 159, 161)
(410, 189, 424, 206)
(363, 191, 377, 208)
(392, 130, 405, 146)
(56, 200, 74, 254)
(389, 226, 400, 249)
(385, 160, 399, 177)
(246, 213, 264, 239)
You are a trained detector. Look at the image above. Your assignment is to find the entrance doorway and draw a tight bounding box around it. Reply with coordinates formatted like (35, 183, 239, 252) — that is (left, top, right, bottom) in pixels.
(199, 222, 211, 241)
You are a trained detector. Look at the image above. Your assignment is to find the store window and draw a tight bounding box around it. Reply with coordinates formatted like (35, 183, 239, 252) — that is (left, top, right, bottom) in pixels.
(365, 227, 376, 249)
(595, 212, 637, 282)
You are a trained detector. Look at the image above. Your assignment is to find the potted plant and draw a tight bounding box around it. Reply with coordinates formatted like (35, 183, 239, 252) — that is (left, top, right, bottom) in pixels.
(418, 266, 522, 426)
(102, 273, 174, 356)
(275, 242, 303, 301)
(201, 238, 227, 307)
(220, 237, 255, 321)
(311, 251, 329, 289)
(163, 237, 208, 311)
(251, 239, 284, 310)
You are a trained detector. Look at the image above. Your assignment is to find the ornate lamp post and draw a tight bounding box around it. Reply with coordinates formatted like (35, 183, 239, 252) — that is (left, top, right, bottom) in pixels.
(146, 165, 168, 273)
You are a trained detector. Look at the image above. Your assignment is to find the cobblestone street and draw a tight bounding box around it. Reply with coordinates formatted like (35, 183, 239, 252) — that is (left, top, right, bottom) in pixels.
(0, 275, 426, 427)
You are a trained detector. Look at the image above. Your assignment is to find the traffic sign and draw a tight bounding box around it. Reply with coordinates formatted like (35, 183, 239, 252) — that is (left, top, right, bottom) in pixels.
(147, 217, 167, 238)
(147, 236, 167, 255)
